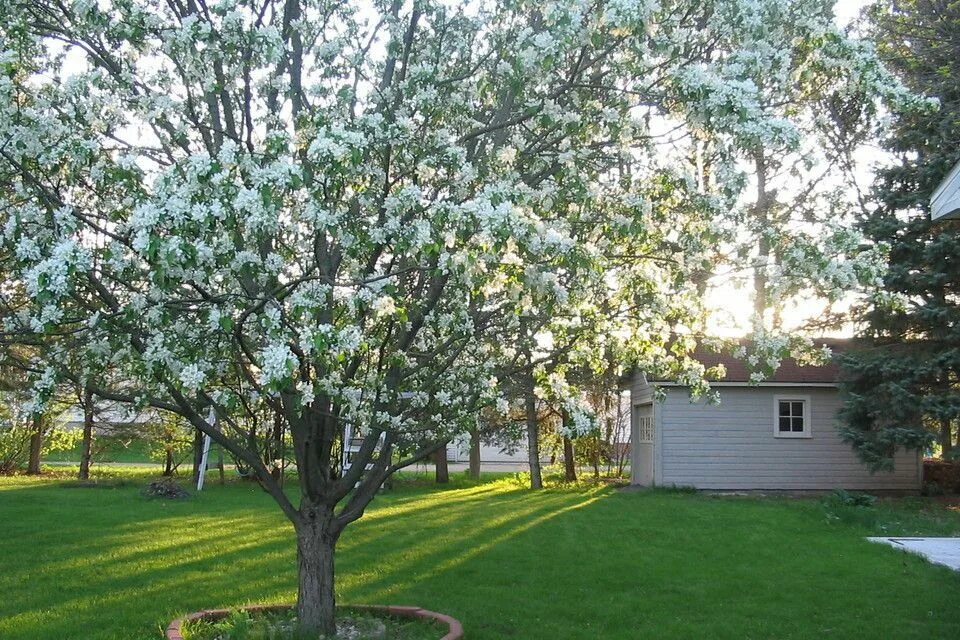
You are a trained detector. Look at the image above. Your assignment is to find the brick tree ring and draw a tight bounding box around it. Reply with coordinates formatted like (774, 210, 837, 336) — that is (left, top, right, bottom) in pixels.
(165, 604, 464, 640)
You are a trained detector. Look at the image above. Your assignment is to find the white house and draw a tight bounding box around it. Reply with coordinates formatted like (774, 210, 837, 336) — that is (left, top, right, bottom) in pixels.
(58, 403, 156, 431)
(931, 158, 960, 221)
(446, 436, 531, 464)
(629, 341, 922, 492)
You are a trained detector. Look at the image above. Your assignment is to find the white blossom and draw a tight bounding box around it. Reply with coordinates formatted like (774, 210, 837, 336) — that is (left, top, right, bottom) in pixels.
(259, 344, 295, 387)
(179, 363, 206, 392)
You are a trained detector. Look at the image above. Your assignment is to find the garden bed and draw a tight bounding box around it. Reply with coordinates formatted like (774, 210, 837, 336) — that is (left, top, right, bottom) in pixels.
(168, 605, 463, 640)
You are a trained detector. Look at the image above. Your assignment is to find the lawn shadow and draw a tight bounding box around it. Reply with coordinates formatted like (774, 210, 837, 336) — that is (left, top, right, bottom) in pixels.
(4, 477, 960, 640)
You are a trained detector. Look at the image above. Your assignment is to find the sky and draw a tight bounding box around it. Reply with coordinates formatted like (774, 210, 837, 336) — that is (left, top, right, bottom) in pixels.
(834, 0, 870, 27)
(703, 0, 882, 339)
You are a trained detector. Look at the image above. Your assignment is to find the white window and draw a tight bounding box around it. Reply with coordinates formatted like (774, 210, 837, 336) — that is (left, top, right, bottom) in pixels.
(633, 404, 654, 443)
(773, 396, 811, 438)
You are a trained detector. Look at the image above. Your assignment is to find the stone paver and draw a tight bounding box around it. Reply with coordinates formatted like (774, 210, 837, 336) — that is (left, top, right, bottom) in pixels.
(867, 537, 960, 571)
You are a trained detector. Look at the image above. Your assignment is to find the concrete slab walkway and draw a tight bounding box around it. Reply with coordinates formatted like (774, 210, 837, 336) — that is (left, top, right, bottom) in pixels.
(867, 537, 960, 571)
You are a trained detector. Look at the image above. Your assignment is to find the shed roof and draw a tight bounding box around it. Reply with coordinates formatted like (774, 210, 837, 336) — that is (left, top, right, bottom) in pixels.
(648, 338, 852, 385)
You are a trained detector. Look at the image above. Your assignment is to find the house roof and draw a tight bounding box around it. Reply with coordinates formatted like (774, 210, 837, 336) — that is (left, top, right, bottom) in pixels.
(932, 158, 960, 221)
(648, 338, 852, 385)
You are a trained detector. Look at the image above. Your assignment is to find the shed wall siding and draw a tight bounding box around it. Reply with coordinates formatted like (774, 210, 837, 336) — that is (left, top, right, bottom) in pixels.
(659, 387, 920, 491)
(629, 371, 657, 485)
(631, 371, 655, 404)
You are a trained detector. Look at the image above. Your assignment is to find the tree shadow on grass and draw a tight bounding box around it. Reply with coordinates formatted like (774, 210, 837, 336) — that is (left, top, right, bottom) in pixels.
(344, 488, 960, 640)
(0, 481, 295, 639)
(0, 477, 607, 639)
(4, 479, 960, 640)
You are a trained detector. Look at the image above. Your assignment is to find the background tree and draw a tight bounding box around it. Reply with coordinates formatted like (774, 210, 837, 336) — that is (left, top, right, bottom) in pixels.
(465, 405, 527, 481)
(0, 0, 911, 634)
(575, 359, 631, 480)
(838, 0, 960, 469)
(648, 0, 908, 337)
(0, 371, 77, 475)
(144, 412, 194, 476)
(0, 349, 79, 474)
(77, 383, 94, 480)
(432, 446, 450, 485)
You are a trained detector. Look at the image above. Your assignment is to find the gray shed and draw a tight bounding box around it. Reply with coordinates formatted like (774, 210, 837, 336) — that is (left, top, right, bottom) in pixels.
(629, 342, 922, 492)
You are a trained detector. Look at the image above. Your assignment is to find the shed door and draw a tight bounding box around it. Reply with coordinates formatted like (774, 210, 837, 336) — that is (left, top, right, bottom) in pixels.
(632, 403, 655, 486)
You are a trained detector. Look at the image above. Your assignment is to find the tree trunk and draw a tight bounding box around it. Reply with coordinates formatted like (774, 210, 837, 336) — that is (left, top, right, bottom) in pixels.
(192, 427, 204, 485)
(601, 395, 613, 478)
(79, 386, 94, 480)
(468, 429, 481, 481)
(592, 437, 601, 480)
(163, 448, 174, 476)
(940, 418, 953, 459)
(563, 435, 577, 482)
(526, 389, 542, 489)
(752, 152, 772, 327)
(272, 406, 284, 482)
(296, 512, 338, 636)
(27, 415, 42, 475)
(434, 447, 449, 484)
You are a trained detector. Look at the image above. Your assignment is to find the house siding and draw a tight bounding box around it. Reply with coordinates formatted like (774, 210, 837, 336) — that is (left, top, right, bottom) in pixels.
(447, 436, 544, 464)
(658, 386, 920, 491)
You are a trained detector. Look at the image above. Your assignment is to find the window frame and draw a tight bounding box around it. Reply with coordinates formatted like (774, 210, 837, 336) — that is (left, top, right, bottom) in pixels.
(773, 395, 812, 439)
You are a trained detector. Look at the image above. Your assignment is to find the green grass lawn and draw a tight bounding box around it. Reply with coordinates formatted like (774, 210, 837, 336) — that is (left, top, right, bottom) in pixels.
(1, 469, 959, 640)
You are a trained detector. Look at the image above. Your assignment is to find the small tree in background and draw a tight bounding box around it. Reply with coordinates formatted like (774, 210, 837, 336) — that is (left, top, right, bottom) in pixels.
(144, 412, 194, 476)
(77, 384, 94, 480)
(0, 383, 78, 475)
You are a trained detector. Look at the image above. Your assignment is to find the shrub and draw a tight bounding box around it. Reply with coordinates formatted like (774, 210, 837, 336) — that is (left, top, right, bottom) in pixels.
(656, 484, 698, 494)
(825, 488, 877, 508)
(921, 481, 945, 497)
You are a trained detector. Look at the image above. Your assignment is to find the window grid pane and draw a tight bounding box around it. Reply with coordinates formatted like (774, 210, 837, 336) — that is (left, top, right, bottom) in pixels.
(777, 400, 807, 434)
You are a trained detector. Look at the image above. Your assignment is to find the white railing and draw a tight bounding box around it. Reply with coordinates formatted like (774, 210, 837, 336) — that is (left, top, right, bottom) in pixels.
(636, 416, 654, 443)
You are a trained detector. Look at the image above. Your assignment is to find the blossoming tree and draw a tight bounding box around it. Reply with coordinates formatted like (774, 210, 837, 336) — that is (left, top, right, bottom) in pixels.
(0, 0, 911, 633)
